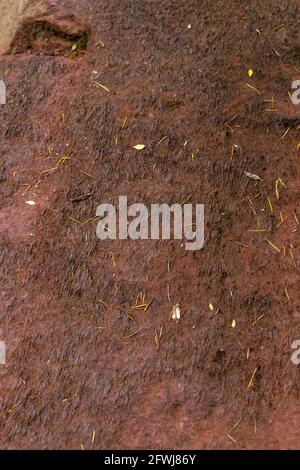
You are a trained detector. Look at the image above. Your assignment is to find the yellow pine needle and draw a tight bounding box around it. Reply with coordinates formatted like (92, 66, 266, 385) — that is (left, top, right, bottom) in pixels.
(154, 326, 163, 350)
(248, 228, 267, 233)
(144, 299, 154, 312)
(228, 417, 242, 433)
(227, 238, 249, 248)
(281, 127, 291, 140)
(247, 367, 258, 389)
(247, 196, 257, 216)
(131, 304, 148, 310)
(275, 178, 284, 200)
(81, 171, 94, 178)
(123, 328, 142, 340)
(94, 81, 110, 93)
(252, 314, 265, 327)
(227, 434, 238, 444)
(99, 247, 116, 256)
(179, 195, 191, 206)
(40, 166, 58, 175)
(156, 136, 168, 147)
(267, 197, 274, 213)
(98, 299, 110, 309)
(285, 287, 291, 305)
(167, 284, 171, 303)
(245, 83, 261, 95)
(68, 216, 93, 225)
(276, 215, 289, 229)
(265, 239, 281, 253)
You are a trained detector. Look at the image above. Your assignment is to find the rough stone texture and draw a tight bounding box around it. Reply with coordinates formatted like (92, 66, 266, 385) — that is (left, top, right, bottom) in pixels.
(0, 0, 88, 55)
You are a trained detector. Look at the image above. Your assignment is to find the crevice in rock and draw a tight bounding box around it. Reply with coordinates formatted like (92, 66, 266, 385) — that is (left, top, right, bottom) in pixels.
(7, 19, 89, 57)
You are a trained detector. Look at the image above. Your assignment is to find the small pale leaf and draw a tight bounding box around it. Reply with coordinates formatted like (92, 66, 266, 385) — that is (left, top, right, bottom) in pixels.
(133, 144, 146, 150)
(244, 171, 262, 181)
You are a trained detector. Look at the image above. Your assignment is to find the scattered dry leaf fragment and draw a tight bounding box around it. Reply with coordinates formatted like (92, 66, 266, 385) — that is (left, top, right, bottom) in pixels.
(244, 171, 263, 181)
(275, 178, 285, 200)
(133, 144, 146, 150)
(171, 303, 181, 320)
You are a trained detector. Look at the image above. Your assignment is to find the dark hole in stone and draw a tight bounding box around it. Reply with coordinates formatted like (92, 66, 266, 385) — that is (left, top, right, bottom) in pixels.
(8, 19, 89, 57)
(213, 349, 226, 364)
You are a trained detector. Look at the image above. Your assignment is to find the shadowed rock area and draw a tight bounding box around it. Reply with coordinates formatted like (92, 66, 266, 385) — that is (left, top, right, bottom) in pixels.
(0, 0, 89, 55)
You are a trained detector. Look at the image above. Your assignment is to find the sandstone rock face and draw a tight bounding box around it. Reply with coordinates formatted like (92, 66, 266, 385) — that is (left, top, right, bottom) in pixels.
(0, 0, 88, 55)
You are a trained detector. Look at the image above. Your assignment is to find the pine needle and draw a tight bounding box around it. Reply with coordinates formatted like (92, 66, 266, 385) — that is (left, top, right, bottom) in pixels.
(247, 367, 258, 389)
(245, 83, 261, 95)
(94, 81, 110, 93)
(123, 328, 142, 340)
(265, 239, 281, 253)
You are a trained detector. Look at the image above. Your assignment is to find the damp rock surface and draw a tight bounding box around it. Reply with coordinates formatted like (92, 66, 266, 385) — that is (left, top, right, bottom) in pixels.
(0, 0, 300, 451)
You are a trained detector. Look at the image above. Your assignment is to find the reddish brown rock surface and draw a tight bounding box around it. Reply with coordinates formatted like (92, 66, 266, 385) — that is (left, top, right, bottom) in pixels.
(0, 0, 299, 450)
